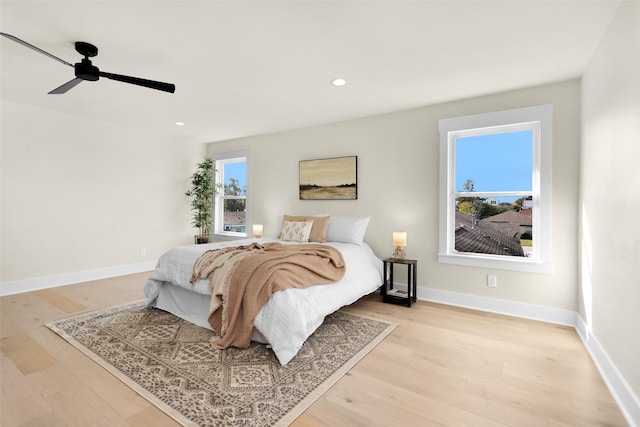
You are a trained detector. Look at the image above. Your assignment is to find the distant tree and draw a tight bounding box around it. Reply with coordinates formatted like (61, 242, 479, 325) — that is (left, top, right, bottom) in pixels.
(456, 179, 486, 219)
(224, 178, 246, 211)
(513, 197, 525, 210)
(458, 198, 486, 219)
(457, 178, 476, 205)
(462, 178, 475, 193)
(482, 203, 501, 218)
(471, 199, 486, 218)
(458, 201, 475, 216)
(225, 177, 244, 196)
(483, 202, 516, 218)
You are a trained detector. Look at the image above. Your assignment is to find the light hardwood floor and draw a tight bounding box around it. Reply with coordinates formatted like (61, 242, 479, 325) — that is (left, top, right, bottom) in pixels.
(0, 273, 627, 426)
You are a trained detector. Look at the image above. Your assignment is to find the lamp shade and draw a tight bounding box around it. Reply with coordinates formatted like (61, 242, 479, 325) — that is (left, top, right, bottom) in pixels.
(393, 231, 407, 247)
(252, 224, 263, 237)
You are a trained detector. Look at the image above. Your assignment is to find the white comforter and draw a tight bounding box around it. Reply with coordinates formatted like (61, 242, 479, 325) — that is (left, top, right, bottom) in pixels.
(143, 238, 383, 364)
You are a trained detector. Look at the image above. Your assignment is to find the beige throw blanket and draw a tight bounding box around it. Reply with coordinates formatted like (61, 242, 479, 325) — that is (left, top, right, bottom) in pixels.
(190, 242, 345, 350)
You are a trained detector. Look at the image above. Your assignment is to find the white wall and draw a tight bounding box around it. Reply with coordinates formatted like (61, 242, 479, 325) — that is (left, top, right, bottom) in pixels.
(1, 100, 204, 285)
(208, 79, 581, 313)
(580, 0, 640, 405)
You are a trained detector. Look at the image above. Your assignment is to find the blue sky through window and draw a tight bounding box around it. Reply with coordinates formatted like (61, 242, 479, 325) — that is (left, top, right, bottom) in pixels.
(223, 161, 246, 193)
(455, 130, 532, 203)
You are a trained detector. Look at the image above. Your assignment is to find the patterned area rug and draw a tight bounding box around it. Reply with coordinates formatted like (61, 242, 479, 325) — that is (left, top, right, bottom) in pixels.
(46, 301, 395, 426)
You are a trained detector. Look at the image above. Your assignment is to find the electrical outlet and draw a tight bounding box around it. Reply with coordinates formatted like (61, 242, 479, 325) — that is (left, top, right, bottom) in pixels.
(487, 275, 497, 288)
(140, 247, 147, 256)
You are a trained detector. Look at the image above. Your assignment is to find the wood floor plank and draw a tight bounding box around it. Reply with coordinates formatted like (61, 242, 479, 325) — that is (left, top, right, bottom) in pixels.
(1, 292, 67, 335)
(125, 405, 181, 427)
(0, 355, 53, 427)
(17, 412, 68, 427)
(25, 356, 151, 422)
(32, 289, 88, 314)
(43, 386, 132, 427)
(1, 333, 58, 375)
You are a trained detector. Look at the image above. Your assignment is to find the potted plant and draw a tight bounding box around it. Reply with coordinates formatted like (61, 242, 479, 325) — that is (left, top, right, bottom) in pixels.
(185, 157, 219, 244)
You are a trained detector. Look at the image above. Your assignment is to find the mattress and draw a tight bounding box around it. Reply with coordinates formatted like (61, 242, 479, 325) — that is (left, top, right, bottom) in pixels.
(143, 238, 383, 364)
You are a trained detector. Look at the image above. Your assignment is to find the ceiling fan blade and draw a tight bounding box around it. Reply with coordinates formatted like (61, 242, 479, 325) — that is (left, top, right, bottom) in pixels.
(99, 71, 175, 93)
(49, 78, 83, 94)
(0, 32, 73, 67)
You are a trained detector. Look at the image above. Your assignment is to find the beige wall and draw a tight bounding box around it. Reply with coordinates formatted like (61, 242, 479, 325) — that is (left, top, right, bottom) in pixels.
(1, 100, 204, 283)
(580, 1, 640, 399)
(209, 79, 581, 312)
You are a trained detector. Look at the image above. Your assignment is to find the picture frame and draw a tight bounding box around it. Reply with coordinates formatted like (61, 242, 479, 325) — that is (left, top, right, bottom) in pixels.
(299, 156, 357, 200)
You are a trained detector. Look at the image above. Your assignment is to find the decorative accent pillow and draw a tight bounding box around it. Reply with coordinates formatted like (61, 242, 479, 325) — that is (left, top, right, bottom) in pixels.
(325, 215, 371, 245)
(279, 214, 331, 243)
(279, 220, 314, 242)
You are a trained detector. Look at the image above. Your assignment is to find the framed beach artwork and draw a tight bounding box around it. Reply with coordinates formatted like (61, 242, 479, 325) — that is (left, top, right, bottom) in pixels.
(299, 156, 357, 200)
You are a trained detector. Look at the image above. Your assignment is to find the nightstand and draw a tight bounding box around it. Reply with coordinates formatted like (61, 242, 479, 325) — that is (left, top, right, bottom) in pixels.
(381, 258, 417, 307)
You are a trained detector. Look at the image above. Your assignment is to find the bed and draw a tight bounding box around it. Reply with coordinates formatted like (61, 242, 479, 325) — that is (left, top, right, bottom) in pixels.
(143, 215, 383, 365)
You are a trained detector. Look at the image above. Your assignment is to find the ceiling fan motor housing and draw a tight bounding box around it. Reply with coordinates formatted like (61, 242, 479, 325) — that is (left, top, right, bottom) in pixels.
(74, 41, 99, 81)
(75, 58, 99, 81)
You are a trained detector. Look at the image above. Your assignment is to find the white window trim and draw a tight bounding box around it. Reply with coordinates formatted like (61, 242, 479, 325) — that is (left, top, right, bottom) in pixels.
(211, 149, 250, 240)
(438, 105, 553, 274)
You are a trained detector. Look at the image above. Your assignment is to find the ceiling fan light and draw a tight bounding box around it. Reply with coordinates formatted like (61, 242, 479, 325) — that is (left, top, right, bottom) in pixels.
(330, 78, 346, 87)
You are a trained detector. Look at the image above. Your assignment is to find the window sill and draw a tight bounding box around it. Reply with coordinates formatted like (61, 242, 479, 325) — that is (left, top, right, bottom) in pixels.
(438, 253, 552, 274)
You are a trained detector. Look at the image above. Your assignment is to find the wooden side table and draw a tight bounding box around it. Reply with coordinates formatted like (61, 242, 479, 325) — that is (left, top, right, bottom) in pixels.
(381, 258, 417, 307)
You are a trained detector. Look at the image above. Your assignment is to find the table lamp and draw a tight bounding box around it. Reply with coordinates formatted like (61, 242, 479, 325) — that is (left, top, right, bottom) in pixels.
(392, 231, 407, 260)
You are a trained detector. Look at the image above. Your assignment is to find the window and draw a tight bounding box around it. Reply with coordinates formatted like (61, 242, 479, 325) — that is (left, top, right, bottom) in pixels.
(438, 105, 552, 274)
(213, 150, 249, 238)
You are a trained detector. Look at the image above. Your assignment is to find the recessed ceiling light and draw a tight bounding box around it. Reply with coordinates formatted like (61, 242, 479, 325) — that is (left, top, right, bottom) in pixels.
(330, 78, 346, 87)
(175, 121, 185, 126)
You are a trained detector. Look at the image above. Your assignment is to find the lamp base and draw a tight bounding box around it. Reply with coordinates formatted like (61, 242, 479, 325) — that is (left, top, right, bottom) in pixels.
(391, 247, 406, 261)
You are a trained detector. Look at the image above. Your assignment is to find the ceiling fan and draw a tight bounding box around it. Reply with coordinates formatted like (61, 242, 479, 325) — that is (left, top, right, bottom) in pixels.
(0, 32, 175, 94)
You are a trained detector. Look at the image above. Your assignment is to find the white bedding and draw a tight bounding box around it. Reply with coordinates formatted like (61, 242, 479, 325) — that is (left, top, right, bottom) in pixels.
(143, 238, 383, 364)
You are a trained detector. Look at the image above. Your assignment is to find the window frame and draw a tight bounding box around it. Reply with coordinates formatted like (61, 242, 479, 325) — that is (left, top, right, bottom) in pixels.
(438, 105, 553, 274)
(212, 149, 249, 240)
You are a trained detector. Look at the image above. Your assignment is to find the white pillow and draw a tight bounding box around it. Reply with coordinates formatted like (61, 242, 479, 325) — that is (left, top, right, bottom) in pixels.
(325, 215, 371, 245)
(279, 220, 314, 242)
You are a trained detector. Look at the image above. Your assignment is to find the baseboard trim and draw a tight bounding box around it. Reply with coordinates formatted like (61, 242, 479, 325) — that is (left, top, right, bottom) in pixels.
(410, 286, 638, 427)
(575, 315, 640, 427)
(418, 286, 577, 326)
(0, 260, 158, 297)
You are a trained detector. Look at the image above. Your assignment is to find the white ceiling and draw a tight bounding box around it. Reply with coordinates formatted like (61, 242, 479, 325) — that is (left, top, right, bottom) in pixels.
(0, 1, 621, 144)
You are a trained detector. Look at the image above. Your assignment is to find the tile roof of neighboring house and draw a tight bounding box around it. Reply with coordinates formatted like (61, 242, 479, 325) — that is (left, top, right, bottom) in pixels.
(480, 220, 521, 240)
(224, 211, 246, 225)
(482, 210, 533, 225)
(455, 212, 525, 257)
